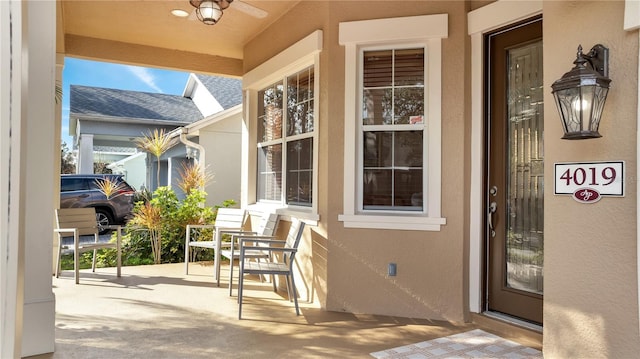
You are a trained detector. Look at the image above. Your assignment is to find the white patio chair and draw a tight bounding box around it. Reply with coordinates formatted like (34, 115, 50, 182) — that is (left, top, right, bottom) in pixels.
(237, 217, 305, 319)
(184, 207, 246, 286)
(221, 212, 280, 296)
(54, 207, 122, 284)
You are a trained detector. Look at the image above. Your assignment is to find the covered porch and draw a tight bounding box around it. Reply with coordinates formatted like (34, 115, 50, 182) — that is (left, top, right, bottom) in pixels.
(32, 262, 541, 358)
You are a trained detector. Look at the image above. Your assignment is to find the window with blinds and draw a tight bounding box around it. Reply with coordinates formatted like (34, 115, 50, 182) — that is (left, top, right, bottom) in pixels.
(361, 48, 425, 211)
(257, 66, 315, 206)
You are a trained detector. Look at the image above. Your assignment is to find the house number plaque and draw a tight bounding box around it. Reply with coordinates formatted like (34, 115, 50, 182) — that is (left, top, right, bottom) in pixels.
(554, 161, 624, 203)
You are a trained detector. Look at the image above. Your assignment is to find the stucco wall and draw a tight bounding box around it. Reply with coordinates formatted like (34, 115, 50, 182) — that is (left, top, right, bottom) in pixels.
(244, 1, 331, 308)
(244, 1, 469, 321)
(543, 1, 639, 358)
(244, 3, 640, 352)
(326, 1, 468, 322)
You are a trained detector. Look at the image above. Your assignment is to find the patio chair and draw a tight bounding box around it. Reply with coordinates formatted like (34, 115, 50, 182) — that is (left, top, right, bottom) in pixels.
(237, 217, 305, 319)
(221, 212, 280, 296)
(184, 207, 246, 286)
(54, 207, 122, 284)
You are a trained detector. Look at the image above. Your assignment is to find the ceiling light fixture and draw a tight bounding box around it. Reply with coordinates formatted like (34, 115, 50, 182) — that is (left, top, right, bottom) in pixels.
(189, 0, 233, 25)
(171, 9, 190, 18)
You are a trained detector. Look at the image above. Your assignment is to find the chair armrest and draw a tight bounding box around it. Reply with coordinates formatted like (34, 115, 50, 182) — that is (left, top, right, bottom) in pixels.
(221, 229, 255, 236)
(54, 228, 78, 235)
(236, 235, 278, 241)
(239, 237, 283, 245)
(227, 236, 279, 250)
(187, 224, 216, 229)
(241, 246, 297, 254)
(220, 230, 255, 243)
(216, 226, 245, 231)
(54, 228, 80, 241)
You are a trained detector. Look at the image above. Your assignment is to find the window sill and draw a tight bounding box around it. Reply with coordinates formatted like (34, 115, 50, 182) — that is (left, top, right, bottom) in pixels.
(246, 203, 319, 226)
(338, 214, 446, 231)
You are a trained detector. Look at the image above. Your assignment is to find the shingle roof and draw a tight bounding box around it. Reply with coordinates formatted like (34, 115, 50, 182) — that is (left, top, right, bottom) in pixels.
(194, 74, 242, 110)
(70, 85, 203, 122)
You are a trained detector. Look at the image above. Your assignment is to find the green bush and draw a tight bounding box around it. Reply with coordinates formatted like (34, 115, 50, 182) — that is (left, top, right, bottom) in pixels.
(74, 186, 233, 269)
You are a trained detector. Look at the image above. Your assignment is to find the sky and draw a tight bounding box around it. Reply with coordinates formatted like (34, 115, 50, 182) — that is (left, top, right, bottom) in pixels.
(61, 58, 191, 147)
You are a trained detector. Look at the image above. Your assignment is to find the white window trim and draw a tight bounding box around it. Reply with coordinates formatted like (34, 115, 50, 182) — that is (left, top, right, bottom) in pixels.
(467, 0, 542, 314)
(338, 14, 448, 231)
(242, 30, 322, 225)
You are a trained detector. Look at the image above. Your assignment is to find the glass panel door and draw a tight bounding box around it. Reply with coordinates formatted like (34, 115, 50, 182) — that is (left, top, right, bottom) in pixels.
(506, 43, 544, 295)
(486, 17, 543, 325)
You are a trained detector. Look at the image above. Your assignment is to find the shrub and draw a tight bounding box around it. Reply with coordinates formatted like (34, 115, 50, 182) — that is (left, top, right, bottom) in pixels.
(77, 160, 236, 268)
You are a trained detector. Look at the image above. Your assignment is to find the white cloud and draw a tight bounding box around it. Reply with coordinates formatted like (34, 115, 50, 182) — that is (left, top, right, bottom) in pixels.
(126, 66, 163, 93)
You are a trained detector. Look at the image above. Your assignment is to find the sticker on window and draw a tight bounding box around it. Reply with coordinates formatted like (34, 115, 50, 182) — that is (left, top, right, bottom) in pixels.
(410, 116, 423, 124)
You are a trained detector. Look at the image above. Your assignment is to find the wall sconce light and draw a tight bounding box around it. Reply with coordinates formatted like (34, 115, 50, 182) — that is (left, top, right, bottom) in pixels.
(189, 0, 233, 25)
(551, 44, 611, 140)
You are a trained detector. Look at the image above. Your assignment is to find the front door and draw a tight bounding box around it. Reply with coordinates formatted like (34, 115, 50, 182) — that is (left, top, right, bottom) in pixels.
(486, 17, 543, 325)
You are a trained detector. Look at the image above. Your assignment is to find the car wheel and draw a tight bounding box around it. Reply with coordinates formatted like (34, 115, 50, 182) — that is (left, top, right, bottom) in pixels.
(95, 209, 113, 235)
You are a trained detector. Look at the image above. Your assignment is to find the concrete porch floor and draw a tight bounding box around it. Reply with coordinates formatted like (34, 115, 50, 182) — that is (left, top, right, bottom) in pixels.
(30, 262, 542, 358)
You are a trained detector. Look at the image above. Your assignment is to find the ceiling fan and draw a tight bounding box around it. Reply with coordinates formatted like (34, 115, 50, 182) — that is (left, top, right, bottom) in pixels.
(187, 0, 268, 25)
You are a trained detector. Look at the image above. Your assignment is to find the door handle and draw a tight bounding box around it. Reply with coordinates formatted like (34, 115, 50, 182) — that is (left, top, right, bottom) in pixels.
(488, 201, 497, 237)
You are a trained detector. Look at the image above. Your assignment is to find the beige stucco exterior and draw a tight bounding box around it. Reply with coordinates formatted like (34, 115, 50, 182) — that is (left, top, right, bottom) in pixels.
(242, 1, 640, 357)
(3, 0, 640, 357)
(244, 0, 471, 322)
(543, 1, 639, 358)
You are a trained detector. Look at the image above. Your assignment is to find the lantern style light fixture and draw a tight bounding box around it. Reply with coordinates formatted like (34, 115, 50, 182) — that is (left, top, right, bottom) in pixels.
(551, 44, 611, 140)
(190, 0, 233, 25)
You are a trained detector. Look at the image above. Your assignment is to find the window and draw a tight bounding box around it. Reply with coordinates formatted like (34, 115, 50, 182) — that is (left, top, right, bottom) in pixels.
(257, 82, 284, 202)
(243, 30, 322, 222)
(338, 15, 448, 231)
(60, 178, 88, 192)
(362, 48, 424, 211)
(257, 67, 314, 207)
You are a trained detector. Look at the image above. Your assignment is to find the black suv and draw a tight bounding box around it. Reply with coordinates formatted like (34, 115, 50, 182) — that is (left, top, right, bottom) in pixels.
(60, 174, 135, 234)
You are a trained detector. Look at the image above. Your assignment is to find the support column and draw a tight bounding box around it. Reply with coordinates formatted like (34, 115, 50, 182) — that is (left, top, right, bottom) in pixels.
(1, 1, 26, 357)
(168, 156, 175, 191)
(77, 133, 94, 174)
(1, 0, 56, 356)
(22, 0, 57, 356)
(53, 55, 64, 274)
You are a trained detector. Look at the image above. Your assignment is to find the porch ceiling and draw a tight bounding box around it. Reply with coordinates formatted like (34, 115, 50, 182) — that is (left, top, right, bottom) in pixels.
(57, 0, 301, 76)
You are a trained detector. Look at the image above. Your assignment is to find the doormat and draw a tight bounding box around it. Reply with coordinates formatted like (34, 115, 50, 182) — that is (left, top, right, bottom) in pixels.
(370, 329, 542, 358)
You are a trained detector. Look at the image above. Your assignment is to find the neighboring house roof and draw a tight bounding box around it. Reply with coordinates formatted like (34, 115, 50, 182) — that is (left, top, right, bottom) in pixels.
(70, 85, 203, 122)
(194, 74, 242, 110)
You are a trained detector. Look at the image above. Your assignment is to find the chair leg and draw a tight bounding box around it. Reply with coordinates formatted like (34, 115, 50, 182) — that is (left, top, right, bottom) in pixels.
(290, 274, 300, 316)
(228, 255, 234, 297)
(284, 275, 292, 302)
(55, 236, 62, 278)
(74, 234, 80, 284)
(184, 227, 190, 275)
(238, 260, 245, 319)
(116, 227, 122, 277)
(92, 234, 98, 272)
(74, 251, 79, 284)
